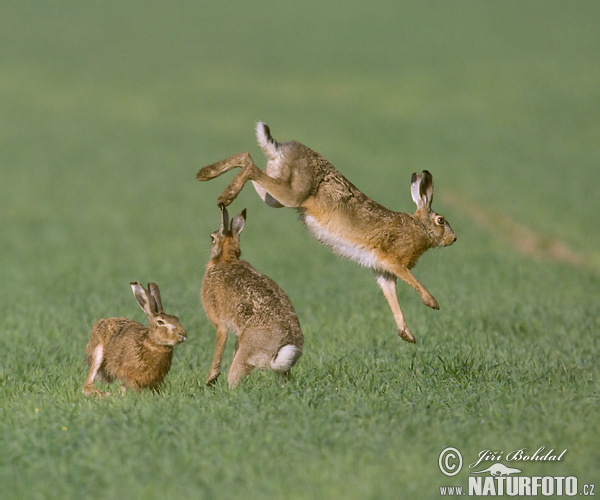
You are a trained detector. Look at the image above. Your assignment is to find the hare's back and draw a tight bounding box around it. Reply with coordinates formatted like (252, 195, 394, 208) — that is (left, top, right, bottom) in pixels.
(205, 261, 300, 333)
(90, 317, 146, 347)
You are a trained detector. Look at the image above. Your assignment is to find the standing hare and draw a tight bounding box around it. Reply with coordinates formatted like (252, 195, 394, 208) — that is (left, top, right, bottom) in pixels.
(201, 206, 303, 388)
(197, 123, 456, 343)
(82, 281, 187, 397)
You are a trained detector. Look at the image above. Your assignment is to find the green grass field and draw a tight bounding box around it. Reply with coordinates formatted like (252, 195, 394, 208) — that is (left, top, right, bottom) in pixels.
(1, 1, 598, 498)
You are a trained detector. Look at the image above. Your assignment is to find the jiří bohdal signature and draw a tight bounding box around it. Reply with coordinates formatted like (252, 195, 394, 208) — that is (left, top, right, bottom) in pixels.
(469, 446, 567, 469)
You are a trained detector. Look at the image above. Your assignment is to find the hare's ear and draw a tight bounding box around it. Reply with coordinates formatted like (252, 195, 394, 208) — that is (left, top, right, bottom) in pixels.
(411, 171, 434, 209)
(147, 282, 164, 313)
(411, 173, 423, 207)
(130, 281, 158, 316)
(420, 170, 434, 207)
(219, 204, 229, 236)
(231, 209, 246, 238)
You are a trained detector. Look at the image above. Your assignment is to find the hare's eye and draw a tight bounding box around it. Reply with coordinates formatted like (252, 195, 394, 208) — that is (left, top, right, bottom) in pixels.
(157, 319, 165, 326)
(436, 216, 445, 225)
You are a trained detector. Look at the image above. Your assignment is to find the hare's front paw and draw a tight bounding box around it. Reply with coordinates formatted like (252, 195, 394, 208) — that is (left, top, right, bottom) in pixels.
(205, 371, 220, 386)
(398, 327, 416, 343)
(422, 293, 439, 310)
(82, 387, 109, 398)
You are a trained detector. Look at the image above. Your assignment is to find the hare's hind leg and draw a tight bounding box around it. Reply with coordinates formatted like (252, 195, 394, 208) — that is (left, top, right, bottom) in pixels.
(197, 152, 260, 206)
(200, 152, 309, 208)
(206, 324, 228, 386)
(196, 152, 251, 181)
(225, 165, 309, 208)
(82, 344, 109, 397)
(376, 274, 416, 343)
(227, 346, 254, 388)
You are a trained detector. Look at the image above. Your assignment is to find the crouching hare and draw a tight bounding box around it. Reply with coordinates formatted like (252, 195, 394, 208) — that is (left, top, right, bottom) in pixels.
(197, 123, 456, 343)
(82, 282, 187, 397)
(201, 206, 303, 388)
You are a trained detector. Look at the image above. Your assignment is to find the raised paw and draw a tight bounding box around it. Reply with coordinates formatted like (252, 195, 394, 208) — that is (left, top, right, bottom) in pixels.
(398, 327, 416, 344)
(422, 293, 440, 310)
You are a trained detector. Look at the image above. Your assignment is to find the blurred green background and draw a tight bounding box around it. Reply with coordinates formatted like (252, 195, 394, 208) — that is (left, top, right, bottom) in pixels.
(1, 1, 598, 499)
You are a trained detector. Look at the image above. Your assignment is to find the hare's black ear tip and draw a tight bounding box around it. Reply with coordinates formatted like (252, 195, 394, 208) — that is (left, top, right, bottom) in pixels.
(411, 172, 418, 182)
(241, 208, 247, 218)
(130, 281, 140, 286)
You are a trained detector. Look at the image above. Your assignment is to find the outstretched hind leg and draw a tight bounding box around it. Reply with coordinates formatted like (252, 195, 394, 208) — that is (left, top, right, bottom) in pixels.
(197, 152, 260, 206)
(222, 163, 311, 208)
(196, 152, 251, 181)
(198, 152, 311, 208)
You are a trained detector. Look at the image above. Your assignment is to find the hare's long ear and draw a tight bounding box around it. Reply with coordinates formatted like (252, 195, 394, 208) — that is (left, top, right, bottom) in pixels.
(411, 171, 434, 209)
(231, 209, 246, 238)
(219, 204, 229, 236)
(147, 282, 164, 313)
(130, 281, 158, 316)
(420, 170, 434, 207)
(411, 173, 422, 207)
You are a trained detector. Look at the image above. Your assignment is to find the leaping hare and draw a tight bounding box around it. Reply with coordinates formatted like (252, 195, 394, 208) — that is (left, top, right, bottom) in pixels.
(82, 282, 187, 397)
(197, 123, 456, 343)
(201, 206, 303, 388)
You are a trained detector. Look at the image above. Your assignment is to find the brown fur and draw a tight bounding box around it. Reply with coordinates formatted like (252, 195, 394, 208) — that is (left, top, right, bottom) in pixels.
(201, 207, 303, 388)
(82, 282, 187, 397)
(197, 123, 456, 342)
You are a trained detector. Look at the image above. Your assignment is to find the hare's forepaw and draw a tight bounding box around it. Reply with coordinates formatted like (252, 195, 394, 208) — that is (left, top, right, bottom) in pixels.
(398, 327, 416, 343)
(82, 387, 109, 398)
(422, 293, 440, 310)
(205, 371, 220, 386)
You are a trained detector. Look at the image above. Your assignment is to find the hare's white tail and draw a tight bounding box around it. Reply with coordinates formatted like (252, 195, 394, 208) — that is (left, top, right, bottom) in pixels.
(256, 121, 280, 159)
(270, 344, 301, 372)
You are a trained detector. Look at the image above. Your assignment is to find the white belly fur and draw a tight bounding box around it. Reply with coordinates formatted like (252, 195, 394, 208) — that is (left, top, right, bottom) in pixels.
(303, 214, 380, 270)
